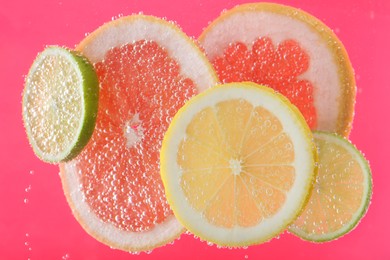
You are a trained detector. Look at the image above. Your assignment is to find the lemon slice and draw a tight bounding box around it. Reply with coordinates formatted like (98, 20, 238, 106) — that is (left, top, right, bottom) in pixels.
(22, 46, 99, 163)
(289, 132, 372, 242)
(160, 82, 317, 247)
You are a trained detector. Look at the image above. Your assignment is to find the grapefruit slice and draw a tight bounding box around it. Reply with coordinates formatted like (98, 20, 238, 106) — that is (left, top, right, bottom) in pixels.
(161, 82, 317, 247)
(199, 3, 356, 136)
(59, 15, 218, 252)
(289, 132, 372, 242)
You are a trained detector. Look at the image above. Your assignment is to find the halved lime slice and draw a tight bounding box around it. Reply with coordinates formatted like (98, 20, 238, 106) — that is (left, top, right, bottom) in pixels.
(22, 46, 99, 163)
(289, 131, 372, 242)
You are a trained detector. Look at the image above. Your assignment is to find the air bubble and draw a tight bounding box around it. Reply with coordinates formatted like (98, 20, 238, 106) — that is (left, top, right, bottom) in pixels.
(265, 188, 273, 196)
(25, 185, 32, 193)
(24, 240, 32, 252)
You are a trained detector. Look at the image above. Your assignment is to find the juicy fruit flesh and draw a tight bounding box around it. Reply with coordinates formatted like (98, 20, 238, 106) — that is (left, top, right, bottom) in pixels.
(24, 53, 82, 156)
(212, 37, 317, 129)
(291, 137, 365, 237)
(75, 40, 197, 232)
(178, 99, 296, 228)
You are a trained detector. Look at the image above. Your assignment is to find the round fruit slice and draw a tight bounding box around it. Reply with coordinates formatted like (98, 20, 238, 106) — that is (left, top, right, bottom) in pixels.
(199, 3, 356, 136)
(289, 132, 372, 242)
(161, 82, 317, 247)
(59, 15, 218, 252)
(22, 46, 99, 163)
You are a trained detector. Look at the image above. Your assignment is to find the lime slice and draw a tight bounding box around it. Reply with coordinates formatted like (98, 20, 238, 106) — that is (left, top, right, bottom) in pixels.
(22, 46, 99, 163)
(160, 82, 316, 247)
(289, 131, 372, 242)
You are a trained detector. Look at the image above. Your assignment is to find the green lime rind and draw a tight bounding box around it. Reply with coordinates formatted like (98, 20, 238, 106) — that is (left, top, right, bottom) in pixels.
(22, 46, 99, 163)
(288, 131, 372, 242)
(63, 48, 99, 162)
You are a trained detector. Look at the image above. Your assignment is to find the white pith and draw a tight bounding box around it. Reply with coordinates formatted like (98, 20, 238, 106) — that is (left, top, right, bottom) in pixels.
(80, 15, 217, 92)
(200, 10, 342, 132)
(229, 159, 242, 176)
(123, 113, 144, 148)
(161, 83, 316, 245)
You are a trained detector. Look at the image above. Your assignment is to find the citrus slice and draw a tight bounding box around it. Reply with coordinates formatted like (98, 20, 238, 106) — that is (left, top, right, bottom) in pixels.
(289, 132, 372, 242)
(59, 15, 218, 252)
(22, 46, 99, 163)
(160, 82, 317, 247)
(199, 3, 356, 136)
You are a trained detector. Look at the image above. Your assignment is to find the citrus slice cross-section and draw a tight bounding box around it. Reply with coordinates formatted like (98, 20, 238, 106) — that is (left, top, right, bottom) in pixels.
(199, 3, 356, 136)
(160, 82, 317, 247)
(289, 132, 372, 242)
(22, 46, 99, 163)
(59, 15, 218, 252)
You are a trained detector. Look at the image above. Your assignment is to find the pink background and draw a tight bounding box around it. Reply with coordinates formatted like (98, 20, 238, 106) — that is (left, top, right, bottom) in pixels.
(1, 0, 389, 259)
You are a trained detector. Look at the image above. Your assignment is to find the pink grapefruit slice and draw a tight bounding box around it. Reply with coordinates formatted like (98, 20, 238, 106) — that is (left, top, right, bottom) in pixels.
(199, 3, 356, 136)
(59, 15, 218, 252)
